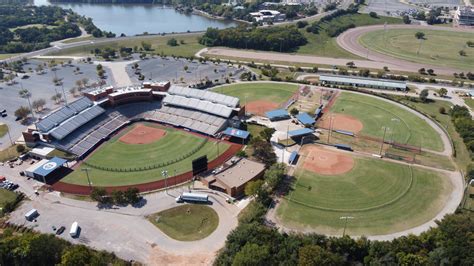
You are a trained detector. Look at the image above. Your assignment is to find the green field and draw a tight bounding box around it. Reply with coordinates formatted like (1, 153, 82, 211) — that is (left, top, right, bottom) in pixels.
(148, 205, 219, 241)
(277, 156, 452, 235)
(62, 123, 230, 186)
(50, 33, 204, 58)
(0, 188, 17, 209)
(464, 98, 474, 110)
(215, 82, 298, 105)
(0, 124, 7, 138)
(330, 92, 444, 152)
(359, 29, 474, 71)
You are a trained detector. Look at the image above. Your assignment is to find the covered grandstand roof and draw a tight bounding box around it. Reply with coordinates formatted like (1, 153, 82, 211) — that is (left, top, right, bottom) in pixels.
(319, 74, 407, 90)
(296, 112, 315, 125)
(36, 97, 95, 132)
(168, 86, 239, 108)
(49, 105, 105, 140)
(265, 109, 289, 120)
(163, 94, 233, 118)
(288, 128, 314, 137)
(222, 127, 250, 139)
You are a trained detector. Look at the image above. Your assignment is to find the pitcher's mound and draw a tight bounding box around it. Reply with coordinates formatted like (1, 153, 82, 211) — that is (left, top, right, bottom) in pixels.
(303, 146, 355, 175)
(119, 124, 167, 144)
(245, 100, 279, 116)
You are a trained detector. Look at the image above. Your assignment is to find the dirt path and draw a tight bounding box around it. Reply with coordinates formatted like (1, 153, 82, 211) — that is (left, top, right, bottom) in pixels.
(97, 60, 137, 87)
(336, 24, 473, 75)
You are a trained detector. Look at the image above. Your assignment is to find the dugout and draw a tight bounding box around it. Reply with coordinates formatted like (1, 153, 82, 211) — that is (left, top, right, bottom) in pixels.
(25, 157, 70, 184)
(287, 128, 316, 145)
(222, 127, 250, 144)
(265, 109, 290, 121)
(296, 112, 316, 126)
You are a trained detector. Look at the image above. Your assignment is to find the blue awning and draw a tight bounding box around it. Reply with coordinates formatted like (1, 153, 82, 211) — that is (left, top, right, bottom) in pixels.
(223, 127, 250, 139)
(265, 109, 289, 120)
(288, 128, 314, 137)
(296, 112, 315, 125)
(288, 151, 298, 164)
(33, 157, 67, 177)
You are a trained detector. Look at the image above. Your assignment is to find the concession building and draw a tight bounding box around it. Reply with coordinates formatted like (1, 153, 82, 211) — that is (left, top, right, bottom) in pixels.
(319, 74, 407, 91)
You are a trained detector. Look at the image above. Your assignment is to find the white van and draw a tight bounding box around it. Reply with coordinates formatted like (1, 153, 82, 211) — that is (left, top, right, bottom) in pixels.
(69, 221, 79, 237)
(24, 209, 38, 221)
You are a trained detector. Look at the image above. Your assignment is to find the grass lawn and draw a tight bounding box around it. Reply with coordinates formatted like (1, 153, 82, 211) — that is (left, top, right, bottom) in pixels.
(0, 188, 17, 209)
(277, 157, 452, 235)
(46, 149, 76, 160)
(359, 29, 474, 71)
(295, 13, 402, 58)
(214, 82, 298, 105)
(62, 123, 230, 186)
(0, 145, 24, 162)
(0, 124, 7, 138)
(0, 53, 20, 60)
(50, 33, 205, 58)
(464, 98, 474, 110)
(330, 92, 444, 152)
(61, 36, 96, 44)
(148, 204, 219, 241)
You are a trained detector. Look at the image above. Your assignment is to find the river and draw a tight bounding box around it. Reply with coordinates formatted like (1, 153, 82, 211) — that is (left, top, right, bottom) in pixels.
(34, 0, 237, 36)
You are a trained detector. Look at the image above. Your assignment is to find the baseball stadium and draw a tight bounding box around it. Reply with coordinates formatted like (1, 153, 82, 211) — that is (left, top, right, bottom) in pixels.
(22, 82, 246, 194)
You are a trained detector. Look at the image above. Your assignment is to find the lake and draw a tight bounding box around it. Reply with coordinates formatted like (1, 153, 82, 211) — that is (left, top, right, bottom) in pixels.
(34, 0, 238, 36)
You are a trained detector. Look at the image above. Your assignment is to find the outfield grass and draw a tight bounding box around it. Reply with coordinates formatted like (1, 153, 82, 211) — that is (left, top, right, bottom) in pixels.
(331, 92, 444, 152)
(0, 124, 7, 138)
(295, 13, 402, 58)
(50, 33, 204, 58)
(62, 123, 230, 186)
(277, 157, 452, 235)
(359, 29, 474, 71)
(148, 205, 218, 241)
(0, 188, 17, 209)
(215, 82, 298, 105)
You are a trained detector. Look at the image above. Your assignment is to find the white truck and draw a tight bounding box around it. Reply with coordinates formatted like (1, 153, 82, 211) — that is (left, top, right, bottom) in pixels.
(175, 192, 209, 203)
(24, 209, 38, 221)
(69, 221, 79, 237)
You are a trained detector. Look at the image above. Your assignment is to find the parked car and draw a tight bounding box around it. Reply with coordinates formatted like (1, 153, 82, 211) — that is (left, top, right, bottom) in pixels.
(1, 113, 7, 118)
(56, 226, 65, 235)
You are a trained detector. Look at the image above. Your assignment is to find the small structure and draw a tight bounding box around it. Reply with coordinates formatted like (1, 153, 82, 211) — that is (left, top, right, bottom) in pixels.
(288, 128, 314, 138)
(319, 74, 407, 91)
(266, 109, 290, 121)
(222, 127, 250, 143)
(202, 157, 266, 197)
(25, 157, 68, 183)
(250, 10, 286, 23)
(288, 151, 299, 165)
(454, 6, 474, 27)
(29, 146, 55, 160)
(296, 112, 316, 126)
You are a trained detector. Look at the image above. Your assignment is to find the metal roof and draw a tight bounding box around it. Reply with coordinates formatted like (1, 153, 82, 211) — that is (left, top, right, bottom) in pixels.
(265, 109, 289, 119)
(288, 128, 314, 137)
(168, 86, 239, 108)
(223, 127, 250, 139)
(319, 74, 406, 89)
(163, 94, 233, 118)
(37, 97, 94, 132)
(288, 151, 298, 164)
(50, 105, 105, 140)
(33, 157, 67, 177)
(296, 112, 315, 125)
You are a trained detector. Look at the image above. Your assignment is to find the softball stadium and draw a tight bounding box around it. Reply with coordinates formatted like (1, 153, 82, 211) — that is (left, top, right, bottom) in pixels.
(23, 82, 244, 194)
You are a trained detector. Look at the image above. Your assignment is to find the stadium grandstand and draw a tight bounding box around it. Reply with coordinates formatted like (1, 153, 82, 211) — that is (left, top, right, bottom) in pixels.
(23, 83, 243, 159)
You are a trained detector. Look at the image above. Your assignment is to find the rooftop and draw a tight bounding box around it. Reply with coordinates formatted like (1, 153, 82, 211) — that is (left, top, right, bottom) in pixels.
(213, 157, 265, 188)
(319, 74, 407, 89)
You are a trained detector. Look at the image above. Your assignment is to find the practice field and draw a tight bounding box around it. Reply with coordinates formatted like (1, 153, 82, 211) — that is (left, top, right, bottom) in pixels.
(215, 83, 298, 115)
(359, 29, 474, 71)
(62, 123, 230, 187)
(277, 147, 453, 235)
(148, 205, 219, 241)
(321, 92, 444, 152)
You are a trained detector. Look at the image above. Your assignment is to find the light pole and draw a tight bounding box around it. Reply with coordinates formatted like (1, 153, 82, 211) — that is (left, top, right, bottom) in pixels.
(340, 216, 354, 236)
(19, 84, 35, 120)
(162, 170, 168, 193)
(5, 124, 13, 145)
(81, 168, 93, 191)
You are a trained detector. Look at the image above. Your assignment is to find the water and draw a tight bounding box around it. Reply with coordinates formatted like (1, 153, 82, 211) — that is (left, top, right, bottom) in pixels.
(34, 0, 237, 36)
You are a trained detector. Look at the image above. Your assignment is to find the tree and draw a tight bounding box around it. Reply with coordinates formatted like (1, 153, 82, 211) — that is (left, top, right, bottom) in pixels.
(369, 12, 378, 18)
(439, 106, 446, 114)
(467, 41, 474, 47)
(236, 150, 247, 158)
(232, 243, 269, 266)
(141, 41, 152, 51)
(418, 68, 426, 75)
(167, 38, 178, 47)
(415, 32, 425, 40)
(290, 107, 299, 116)
(346, 61, 355, 68)
(403, 15, 411, 24)
(124, 187, 140, 204)
(298, 245, 343, 266)
(16, 144, 25, 153)
(90, 187, 107, 203)
(419, 89, 429, 102)
(14, 106, 30, 120)
(61, 245, 92, 266)
(264, 163, 286, 192)
(183, 65, 188, 72)
(111, 190, 127, 205)
(427, 69, 435, 75)
(438, 88, 447, 97)
(51, 93, 63, 104)
(459, 50, 466, 56)
(69, 87, 78, 97)
(19, 88, 31, 98)
(32, 98, 46, 112)
(251, 137, 277, 166)
(244, 179, 264, 196)
(296, 21, 308, 28)
(259, 128, 276, 142)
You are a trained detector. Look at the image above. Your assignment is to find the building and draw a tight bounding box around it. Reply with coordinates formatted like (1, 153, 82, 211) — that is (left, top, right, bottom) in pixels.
(319, 74, 407, 91)
(454, 6, 474, 27)
(266, 109, 290, 121)
(25, 157, 69, 183)
(202, 157, 266, 197)
(249, 10, 286, 23)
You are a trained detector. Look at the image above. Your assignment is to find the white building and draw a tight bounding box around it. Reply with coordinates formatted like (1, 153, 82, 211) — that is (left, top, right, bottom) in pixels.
(249, 10, 286, 23)
(454, 6, 474, 26)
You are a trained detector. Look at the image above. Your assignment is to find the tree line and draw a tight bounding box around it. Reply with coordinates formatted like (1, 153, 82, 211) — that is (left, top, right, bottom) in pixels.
(449, 105, 474, 158)
(199, 25, 307, 52)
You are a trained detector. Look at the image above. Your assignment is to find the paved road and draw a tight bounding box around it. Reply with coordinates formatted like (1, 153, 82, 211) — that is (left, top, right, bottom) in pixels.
(336, 24, 474, 75)
(3, 162, 239, 264)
